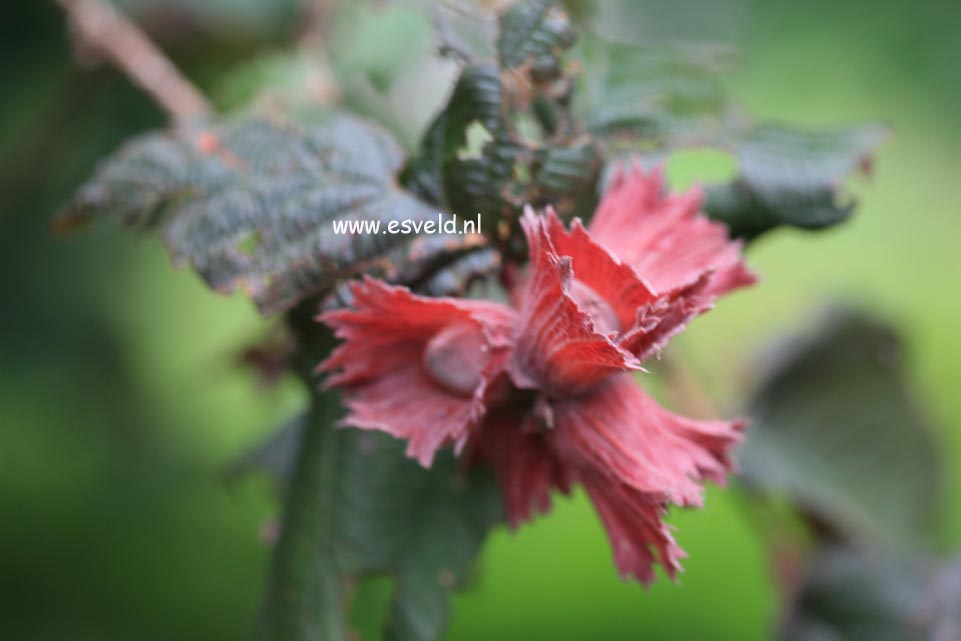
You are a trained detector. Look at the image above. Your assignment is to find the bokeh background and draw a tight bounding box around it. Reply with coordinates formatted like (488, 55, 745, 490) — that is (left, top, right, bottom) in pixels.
(2, 0, 959, 639)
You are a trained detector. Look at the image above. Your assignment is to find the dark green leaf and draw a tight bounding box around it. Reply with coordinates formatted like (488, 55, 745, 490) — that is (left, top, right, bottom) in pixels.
(572, 34, 885, 239)
(428, 0, 498, 62)
(405, 1, 601, 249)
(254, 390, 502, 641)
(498, 0, 576, 72)
(532, 139, 603, 217)
(781, 546, 961, 641)
(574, 36, 735, 150)
(737, 309, 941, 550)
(321, 233, 501, 312)
(383, 449, 501, 641)
(402, 63, 510, 216)
(58, 114, 496, 315)
(706, 123, 888, 239)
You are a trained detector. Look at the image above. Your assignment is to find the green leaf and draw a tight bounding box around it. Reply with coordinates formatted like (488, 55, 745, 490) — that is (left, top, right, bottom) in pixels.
(705, 122, 889, 239)
(781, 546, 961, 641)
(497, 0, 576, 72)
(737, 309, 941, 550)
(253, 314, 500, 641)
(571, 33, 885, 239)
(428, 0, 498, 62)
(403, 63, 511, 217)
(57, 114, 496, 314)
(383, 452, 502, 641)
(255, 393, 502, 641)
(404, 0, 601, 247)
(574, 36, 736, 151)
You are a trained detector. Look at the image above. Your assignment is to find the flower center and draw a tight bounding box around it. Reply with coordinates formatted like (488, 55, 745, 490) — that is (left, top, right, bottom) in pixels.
(422, 323, 489, 398)
(570, 279, 621, 335)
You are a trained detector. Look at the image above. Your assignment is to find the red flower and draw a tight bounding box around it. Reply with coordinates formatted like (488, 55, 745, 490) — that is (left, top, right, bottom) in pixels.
(535, 167, 756, 364)
(320, 169, 754, 583)
(320, 278, 514, 466)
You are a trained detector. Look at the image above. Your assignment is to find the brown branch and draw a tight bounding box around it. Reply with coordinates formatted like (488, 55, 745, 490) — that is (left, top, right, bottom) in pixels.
(56, 0, 212, 124)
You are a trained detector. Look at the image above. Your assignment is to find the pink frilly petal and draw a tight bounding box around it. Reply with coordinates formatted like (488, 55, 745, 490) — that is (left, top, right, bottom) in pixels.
(510, 209, 643, 396)
(472, 407, 573, 528)
(553, 374, 745, 508)
(479, 419, 688, 584)
(555, 375, 744, 582)
(589, 166, 757, 297)
(582, 475, 685, 584)
(525, 177, 755, 366)
(538, 206, 713, 362)
(617, 275, 716, 362)
(319, 277, 515, 467)
(542, 210, 659, 335)
(474, 371, 744, 583)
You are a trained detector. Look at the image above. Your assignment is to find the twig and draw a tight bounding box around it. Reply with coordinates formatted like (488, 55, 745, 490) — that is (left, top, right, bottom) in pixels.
(55, 0, 212, 124)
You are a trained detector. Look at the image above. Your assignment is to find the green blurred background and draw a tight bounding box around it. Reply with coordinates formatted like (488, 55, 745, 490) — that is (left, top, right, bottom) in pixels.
(2, 0, 959, 639)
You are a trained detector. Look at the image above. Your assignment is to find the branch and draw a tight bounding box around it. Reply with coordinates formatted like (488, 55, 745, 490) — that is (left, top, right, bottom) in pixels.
(56, 0, 212, 124)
